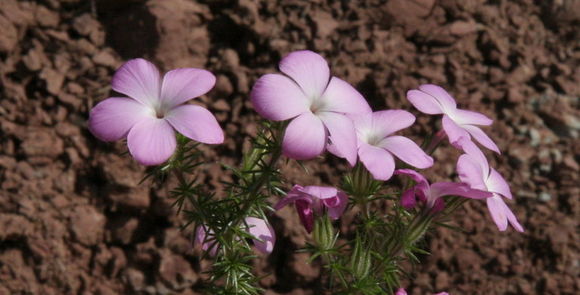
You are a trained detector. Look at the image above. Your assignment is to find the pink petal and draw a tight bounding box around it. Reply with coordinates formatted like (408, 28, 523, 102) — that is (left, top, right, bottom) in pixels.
(196, 225, 218, 256)
(296, 199, 315, 233)
(274, 185, 310, 210)
(160, 68, 216, 109)
(165, 104, 224, 144)
(318, 112, 358, 166)
(400, 188, 417, 209)
(486, 195, 508, 231)
(394, 169, 429, 186)
(127, 117, 176, 166)
(418, 84, 457, 113)
(282, 112, 327, 160)
(369, 110, 416, 139)
(379, 136, 434, 169)
(324, 191, 348, 220)
(451, 109, 493, 126)
(395, 288, 408, 295)
(486, 168, 513, 199)
(318, 77, 371, 114)
(456, 138, 489, 175)
(301, 186, 338, 200)
(406, 89, 444, 115)
(245, 217, 276, 254)
(462, 124, 500, 154)
(430, 182, 492, 200)
(358, 143, 395, 181)
(279, 50, 330, 99)
(456, 154, 487, 191)
(504, 202, 525, 232)
(442, 115, 470, 146)
(88, 97, 152, 141)
(111, 58, 161, 107)
(250, 73, 310, 121)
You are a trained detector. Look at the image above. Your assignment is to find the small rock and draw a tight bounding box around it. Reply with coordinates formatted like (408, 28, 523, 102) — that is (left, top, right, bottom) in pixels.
(311, 10, 338, 38)
(528, 128, 541, 147)
(0, 214, 33, 240)
(110, 216, 139, 245)
(35, 5, 59, 27)
(212, 99, 230, 112)
(39, 68, 65, 95)
(21, 128, 64, 158)
(222, 49, 239, 68)
(93, 50, 118, 68)
(0, 15, 18, 52)
(70, 205, 105, 246)
(158, 249, 198, 290)
(214, 75, 234, 97)
(123, 268, 146, 292)
(449, 20, 478, 36)
(538, 192, 551, 202)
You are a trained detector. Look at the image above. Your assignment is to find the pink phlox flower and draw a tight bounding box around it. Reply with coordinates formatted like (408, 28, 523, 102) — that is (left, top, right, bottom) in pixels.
(89, 58, 224, 165)
(195, 217, 276, 255)
(395, 169, 491, 213)
(250, 50, 371, 165)
(395, 288, 449, 295)
(274, 185, 348, 233)
(406, 84, 499, 153)
(456, 139, 524, 232)
(351, 110, 434, 181)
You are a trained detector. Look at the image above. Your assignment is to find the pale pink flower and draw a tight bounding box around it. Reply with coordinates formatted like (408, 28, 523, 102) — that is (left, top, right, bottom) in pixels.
(456, 139, 524, 232)
(89, 58, 224, 165)
(250, 50, 371, 165)
(396, 288, 449, 295)
(351, 110, 434, 181)
(395, 169, 491, 213)
(407, 84, 499, 153)
(274, 185, 348, 233)
(195, 217, 276, 255)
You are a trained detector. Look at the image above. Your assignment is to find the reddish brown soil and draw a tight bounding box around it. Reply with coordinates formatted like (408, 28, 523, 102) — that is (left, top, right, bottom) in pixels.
(0, 0, 578, 294)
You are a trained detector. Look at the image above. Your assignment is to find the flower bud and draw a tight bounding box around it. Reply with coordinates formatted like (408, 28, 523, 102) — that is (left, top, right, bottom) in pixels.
(312, 215, 335, 251)
(350, 237, 371, 279)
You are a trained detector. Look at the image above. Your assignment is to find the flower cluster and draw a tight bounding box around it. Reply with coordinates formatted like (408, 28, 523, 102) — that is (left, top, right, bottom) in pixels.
(89, 50, 524, 294)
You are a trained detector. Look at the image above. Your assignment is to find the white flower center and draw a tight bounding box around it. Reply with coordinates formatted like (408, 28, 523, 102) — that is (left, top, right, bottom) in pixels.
(309, 96, 326, 114)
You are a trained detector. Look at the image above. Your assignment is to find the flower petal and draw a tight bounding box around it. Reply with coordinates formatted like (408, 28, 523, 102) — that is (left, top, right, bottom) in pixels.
(394, 169, 429, 186)
(296, 200, 315, 233)
(395, 288, 408, 295)
(456, 154, 487, 191)
(196, 225, 218, 256)
(486, 195, 509, 231)
(282, 112, 327, 160)
(379, 136, 434, 169)
(456, 138, 489, 175)
(245, 217, 276, 254)
(325, 191, 348, 220)
(250, 73, 310, 120)
(400, 188, 417, 209)
(430, 182, 492, 200)
(165, 104, 224, 144)
(279, 50, 330, 99)
(358, 143, 395, 181)
(369, 110, 416, 139)
(274, 185, 310, 210)
(160, 68, 216, 109)
(442, 115, 470, 146)
(462, 124, 501, 154)
(486, 168, 512, 199)
(112, 58, 161, 106)
(127, 117, 176, 165)
(89, 97, 152, 141)
(406, 89, 444, 115)
(319, 77, 371, 114)
(504, 202, 525, 232)
(301, 186, 338, 200)
(418, 84, 457, 113)
(451, 109, 493, 126)
(318, 112, 358, 166)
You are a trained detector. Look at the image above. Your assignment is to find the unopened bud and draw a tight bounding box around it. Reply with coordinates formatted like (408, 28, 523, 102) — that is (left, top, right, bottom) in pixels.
(350, 237, 371, 279)
(313, 215, 335, 251)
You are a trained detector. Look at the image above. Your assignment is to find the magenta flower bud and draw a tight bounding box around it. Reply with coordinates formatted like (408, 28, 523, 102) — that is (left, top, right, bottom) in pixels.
(274, 185, 348, 233)
(394, 169, 491, 214)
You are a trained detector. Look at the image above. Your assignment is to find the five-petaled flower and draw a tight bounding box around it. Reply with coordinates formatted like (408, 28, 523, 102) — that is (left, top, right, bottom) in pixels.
(196, 217, 276, 255)
(250, 50, 371, 165)
(456, 139, 524, 232)
(350, 110, 434, 181)
(89, 58, 224, 165)
(407, 84, 499, 153)
(274, 185, 348, 233)
(395, 169, 491, 213)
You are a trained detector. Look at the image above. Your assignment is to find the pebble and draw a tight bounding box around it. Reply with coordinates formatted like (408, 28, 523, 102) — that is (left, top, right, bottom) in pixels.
(538, 192, 551, 202)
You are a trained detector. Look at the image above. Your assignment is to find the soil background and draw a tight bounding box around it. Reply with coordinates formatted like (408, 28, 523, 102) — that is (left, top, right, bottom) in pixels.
(0, 0, 579, 294)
